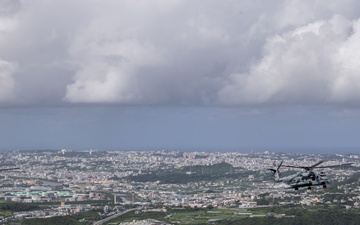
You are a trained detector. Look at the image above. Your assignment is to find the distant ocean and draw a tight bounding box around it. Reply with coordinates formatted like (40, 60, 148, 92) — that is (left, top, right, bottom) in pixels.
(189, 146, 360, 154)
(0, 146, 359, 155)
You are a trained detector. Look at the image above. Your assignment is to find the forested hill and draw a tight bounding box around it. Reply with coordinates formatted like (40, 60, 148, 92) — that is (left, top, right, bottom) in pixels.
(126, 162, 249, 184)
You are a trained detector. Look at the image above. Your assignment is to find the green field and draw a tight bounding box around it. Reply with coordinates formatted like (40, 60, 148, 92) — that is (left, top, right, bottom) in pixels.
(103, 207, 266, 224)
(0, 203, 359, 224)
(102, 206, 360, 225)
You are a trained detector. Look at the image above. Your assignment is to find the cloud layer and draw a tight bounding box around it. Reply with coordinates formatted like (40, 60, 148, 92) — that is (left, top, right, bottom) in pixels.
(1, 0, 360, 106)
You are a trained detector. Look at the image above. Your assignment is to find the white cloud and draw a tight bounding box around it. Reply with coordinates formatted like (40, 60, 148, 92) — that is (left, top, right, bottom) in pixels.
(331, 19, 360, 103)
(1, 0, 360, 106)
(65, 38, 166, 103)
(218, 15, 360, 105)
(63, 0, 241, 104)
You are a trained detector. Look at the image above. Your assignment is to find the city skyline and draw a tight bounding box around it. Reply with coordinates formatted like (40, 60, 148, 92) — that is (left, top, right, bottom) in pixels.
(1, 1, 360, 152)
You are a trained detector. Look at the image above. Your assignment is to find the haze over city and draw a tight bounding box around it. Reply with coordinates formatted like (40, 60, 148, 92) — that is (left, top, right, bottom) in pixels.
(1, 0, 360, 152)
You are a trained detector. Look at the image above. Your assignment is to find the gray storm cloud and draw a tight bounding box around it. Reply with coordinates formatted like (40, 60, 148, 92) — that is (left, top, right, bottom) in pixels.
(0, 59, 16, 103)
(1, 0, 360, 106)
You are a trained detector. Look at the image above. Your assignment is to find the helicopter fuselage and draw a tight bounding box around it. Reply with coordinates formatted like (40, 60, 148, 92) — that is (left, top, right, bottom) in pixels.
(268, 160, 349, 190)
(286, 171, 330, 190)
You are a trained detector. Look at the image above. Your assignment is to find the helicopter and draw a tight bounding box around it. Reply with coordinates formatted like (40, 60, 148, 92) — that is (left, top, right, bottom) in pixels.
(269, 160, 353, 190)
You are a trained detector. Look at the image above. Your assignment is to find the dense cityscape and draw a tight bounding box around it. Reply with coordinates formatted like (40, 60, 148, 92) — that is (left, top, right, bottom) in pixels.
(0, 150, 359, 224)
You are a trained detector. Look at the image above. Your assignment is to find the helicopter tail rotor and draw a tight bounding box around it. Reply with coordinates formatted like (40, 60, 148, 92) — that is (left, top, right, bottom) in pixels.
(268, 160, 283, 180)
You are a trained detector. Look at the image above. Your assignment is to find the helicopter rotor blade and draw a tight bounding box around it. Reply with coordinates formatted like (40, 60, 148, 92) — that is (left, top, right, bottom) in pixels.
(315, 162, 353, 168)
(277, 160, 283, 171)
(310, 161, 325, 168)
(283, 161, 324, 170)
(0, 167, 19, 171)
(283, 161, 353, 170)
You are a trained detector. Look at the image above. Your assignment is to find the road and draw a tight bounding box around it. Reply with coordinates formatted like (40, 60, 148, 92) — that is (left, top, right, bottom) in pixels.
(93, 208, 137, 225)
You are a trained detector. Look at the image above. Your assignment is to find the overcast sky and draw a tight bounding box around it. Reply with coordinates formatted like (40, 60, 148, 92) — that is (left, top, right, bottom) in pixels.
(1, 0, 360, 153)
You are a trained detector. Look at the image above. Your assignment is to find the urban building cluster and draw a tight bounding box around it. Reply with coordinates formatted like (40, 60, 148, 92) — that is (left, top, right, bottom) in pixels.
(0, 150, 358, 221)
